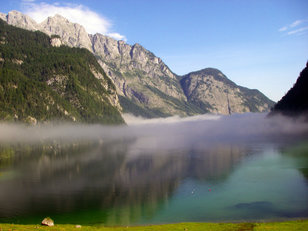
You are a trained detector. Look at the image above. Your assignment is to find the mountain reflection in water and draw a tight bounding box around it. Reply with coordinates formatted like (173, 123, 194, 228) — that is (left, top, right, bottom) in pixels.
(0, 113, 308, 225)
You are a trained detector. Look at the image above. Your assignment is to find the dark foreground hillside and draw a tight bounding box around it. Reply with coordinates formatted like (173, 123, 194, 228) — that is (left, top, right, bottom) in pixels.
(0, 19, 124, 124)
(271, 62, 308, 118)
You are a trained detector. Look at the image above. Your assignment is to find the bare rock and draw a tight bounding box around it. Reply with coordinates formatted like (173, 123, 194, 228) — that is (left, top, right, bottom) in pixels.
(6, 11, 38, 31)
(0, 12, 6, 21)
(50, 37, 62, 47)
(26, 116, 37, 125)
(39, 14, 92, 51)
(180, 68, 274, 114)
(41, 217, 54, 226)
(92, 33, 188, 115)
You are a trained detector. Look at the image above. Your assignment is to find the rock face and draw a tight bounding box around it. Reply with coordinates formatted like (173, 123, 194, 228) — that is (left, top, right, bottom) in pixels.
(1, 10, 275, 116)
(3, 11, 92, 51)
(50, 37, 62, 47)
(40, 14, 92, 51)
(0, 13, 6, 21)
(41, 217, 54, 226)
(180, 68, 274, 114)
(91, 34, 190, 117)
(271, 62, 308, 117)
(5, 10, 39, 31)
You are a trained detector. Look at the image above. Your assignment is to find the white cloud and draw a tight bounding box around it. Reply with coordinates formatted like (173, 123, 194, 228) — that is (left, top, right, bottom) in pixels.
(288, 26, 308, 35)
(21, 1, 126, 40)
(122, 113, 220, 125)
(278, 26, 287, 32)
(107, 32, 126, 41)
(279, 19, 308, 35)
(290, 20, 303, 28)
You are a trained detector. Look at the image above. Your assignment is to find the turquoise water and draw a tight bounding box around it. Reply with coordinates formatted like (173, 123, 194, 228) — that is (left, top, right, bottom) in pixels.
(143, 148, 308, 224)
(0, 139, 307, 225)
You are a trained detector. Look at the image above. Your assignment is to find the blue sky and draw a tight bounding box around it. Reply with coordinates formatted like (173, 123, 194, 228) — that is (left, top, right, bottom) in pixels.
(1, 0, 308, 101)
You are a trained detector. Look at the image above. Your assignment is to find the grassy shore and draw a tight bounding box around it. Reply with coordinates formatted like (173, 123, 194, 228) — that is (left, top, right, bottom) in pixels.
(1, 220, 308, 231)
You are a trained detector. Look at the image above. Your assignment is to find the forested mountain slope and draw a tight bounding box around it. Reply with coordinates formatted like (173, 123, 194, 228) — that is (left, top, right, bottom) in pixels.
(0, 19, 124, 124)
(271, 62, 308, 118)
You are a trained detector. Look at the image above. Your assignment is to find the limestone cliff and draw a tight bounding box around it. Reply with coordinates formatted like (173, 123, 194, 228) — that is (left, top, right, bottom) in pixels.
(180, 68, 274, 114)
(4, 10, 38, 31)
(0, 13, 6, 21)
(91, 34, 190, 116)
(40, 14, 93, 51)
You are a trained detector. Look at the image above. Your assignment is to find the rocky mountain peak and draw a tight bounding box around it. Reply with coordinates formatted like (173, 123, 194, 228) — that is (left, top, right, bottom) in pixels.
(132, 43, 143, 49)
(90, 32, 185, 114)
(188, 68, 237, 87)
(0, 13, 6, 21)
(195, 67, 221, 73)
(39, 14, 92, 51)
(44, 15, 63, 26)
(52, 14, 69, 21)
(181, 69, 274, 114)
(5, 10, 38, 31)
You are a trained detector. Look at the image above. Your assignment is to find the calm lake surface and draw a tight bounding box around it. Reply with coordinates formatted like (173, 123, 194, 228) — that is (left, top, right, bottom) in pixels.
(0, 114, 308, 225)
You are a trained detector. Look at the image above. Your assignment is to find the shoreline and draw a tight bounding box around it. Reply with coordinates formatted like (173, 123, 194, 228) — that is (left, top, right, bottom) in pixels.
(1, 219, 308, 231)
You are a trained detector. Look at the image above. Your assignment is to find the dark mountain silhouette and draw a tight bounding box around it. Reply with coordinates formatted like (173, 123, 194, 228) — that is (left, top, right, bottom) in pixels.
(271, 62, 308, 118)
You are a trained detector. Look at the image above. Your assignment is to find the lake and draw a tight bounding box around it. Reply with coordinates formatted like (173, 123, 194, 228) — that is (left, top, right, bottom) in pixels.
(0, 113, 307, 225)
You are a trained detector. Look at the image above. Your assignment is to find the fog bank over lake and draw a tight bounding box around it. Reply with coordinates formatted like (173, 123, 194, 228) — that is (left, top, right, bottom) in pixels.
(0, 113, 307, 148)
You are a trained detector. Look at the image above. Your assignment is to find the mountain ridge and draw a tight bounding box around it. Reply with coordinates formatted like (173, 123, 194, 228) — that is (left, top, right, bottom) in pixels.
(0, 19, 124, 124)
(180, 68, 273, 114)
(1, 10, 275, 116)
(270, 62, 308, 118)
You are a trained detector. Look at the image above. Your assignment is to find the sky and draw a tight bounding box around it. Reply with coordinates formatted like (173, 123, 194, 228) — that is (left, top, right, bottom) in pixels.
(1, 0, 308, 102)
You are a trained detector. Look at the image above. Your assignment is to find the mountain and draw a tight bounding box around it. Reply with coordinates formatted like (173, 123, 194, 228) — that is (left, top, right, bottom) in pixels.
(1, 11, 275, 117)
(271, 62, 308, 117)
(180, 68, 274, 114)
(0, 19, 124, 124)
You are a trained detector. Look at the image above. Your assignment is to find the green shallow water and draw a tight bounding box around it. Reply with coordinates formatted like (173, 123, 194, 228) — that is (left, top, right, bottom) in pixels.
(0, 139, 307, 225)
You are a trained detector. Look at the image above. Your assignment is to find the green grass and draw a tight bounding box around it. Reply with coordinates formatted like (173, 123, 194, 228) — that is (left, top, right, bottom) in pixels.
(1, 220, 308, 231)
